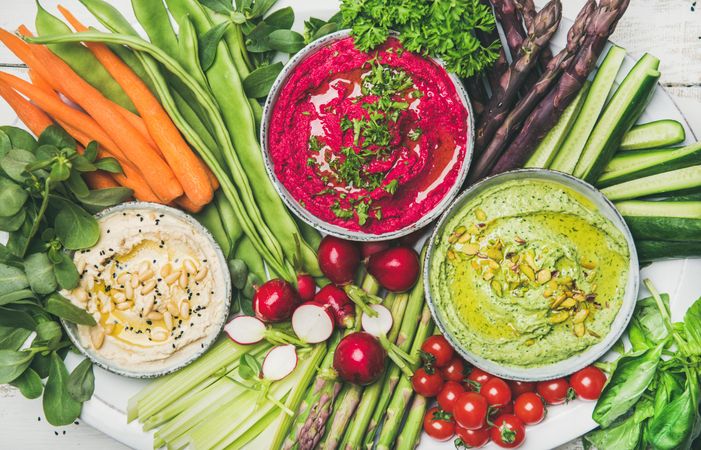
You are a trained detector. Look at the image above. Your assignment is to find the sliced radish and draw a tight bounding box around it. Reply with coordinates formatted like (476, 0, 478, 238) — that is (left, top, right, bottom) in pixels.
(262, 344, 298, 381)
(361, 304, 393, 337)
(224, 315, 266, 345)
(292, 303, 334, 344)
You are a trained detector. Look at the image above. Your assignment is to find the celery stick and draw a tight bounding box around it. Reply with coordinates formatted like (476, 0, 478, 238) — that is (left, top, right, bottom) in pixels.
(225, 408, 280, 450)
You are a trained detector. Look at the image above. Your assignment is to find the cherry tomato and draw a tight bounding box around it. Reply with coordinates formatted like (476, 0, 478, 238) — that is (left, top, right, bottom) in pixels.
(508, 380, 536, 397)
(453, 392, 489, 430)
(423, 407, 455, 441)
(481, 378, 512, 406)
(536, 378, 571, 405)
(421, 335, 454, 368)
(411, 367, 444, 397)
(438, 381, 465, 412)
(514, 392, 545, 425)
(570, 366, 607, 400)
(465, 368, 493, 392)
(490, 414, 526, 448)
(441, 358, 467, 382)
(455, 425, 490, 448)
(489, 401, 514, 419)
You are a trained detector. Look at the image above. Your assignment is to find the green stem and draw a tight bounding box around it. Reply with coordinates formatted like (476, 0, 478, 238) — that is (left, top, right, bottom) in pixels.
(644, 279, 688, 354)
(22, 179, 51, 257)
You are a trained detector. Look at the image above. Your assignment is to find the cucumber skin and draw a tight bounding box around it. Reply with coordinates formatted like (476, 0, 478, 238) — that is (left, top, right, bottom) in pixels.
(624, 216, 701, 242)
(602, 165, 701, 201)
(620, 119, 686, 151)
(636, 240, 701, 262)
(597, 143, 701, 187)
(574, 54, 661, 183)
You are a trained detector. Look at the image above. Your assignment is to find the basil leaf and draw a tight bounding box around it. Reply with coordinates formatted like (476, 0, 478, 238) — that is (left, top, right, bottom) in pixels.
(0, 306, 36, 330)
(0, 177, 28, 217)
(51, 197, 100, 250)
(71, 154, 97, 172)
(683, 297, 701, 355)
(238, 353, 261, 380)
(43, 352, 82, 426)
(0, 326, 31, 350)
(24, 252, 58, 295)
(249, 0, 278, 18)
(198, 0, 234, 14)
(0, 262, 29, 296)
(1, 126, 38, 152)
(66, 358, 95, 402)
(53, 252, 80, 291)
(199, 21, 232, 71)
(83, 142, 98, 163)
(266, 29, 305, 54)
(38, 125, 75, 149)
(93, 157, 123, 174)
(45, 293, 96, 326)
(584, 414, 642, 450)
(654, 371, 685, 416)
(31, 352, 52, 379)
(264, 7, 294, 29)
(1, 149, 36, 182)
(242, 62, 283, 98)
(648, 374, 700, 449)
(36, 321, 63, 349)
(592, 341, 665, 428)
(0, 349, 34, 383)
(0, 129, 11, 157)
(0, 289, 35, 306)
(78, 187, 133, 213)
(0, 208, 26, 233)
(245, 22, 276, 52)
(11, 367, 44, 399)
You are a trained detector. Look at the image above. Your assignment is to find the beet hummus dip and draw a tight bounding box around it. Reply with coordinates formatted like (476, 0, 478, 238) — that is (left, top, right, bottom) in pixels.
(268, 36, 469, 234)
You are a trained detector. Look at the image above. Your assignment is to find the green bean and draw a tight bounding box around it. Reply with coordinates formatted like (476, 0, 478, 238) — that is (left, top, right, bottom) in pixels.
(294, 217, 323, 251)
(195, 202, 231, 259)
(235, 236, 266, 283)
(66, 1, 291, 279)
(214, 190, 243, 251)
(131, 0, 179, 58)
(176, 15, 209, 90)
(164, 0, 321, 276)
(34, 3, 136, 113)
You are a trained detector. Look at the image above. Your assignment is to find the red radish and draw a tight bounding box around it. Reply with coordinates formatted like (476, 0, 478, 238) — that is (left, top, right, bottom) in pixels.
(296, 274, 317, 302)
(361, 241, 391, 260)
(333, 332, 386, 385)
(224, 316, 266, 345)
(361, 304, 393, 337)
(291, 303, 334, 344)
(367, 246, 420, 292)
(317, 236, 361, 285)
(314, 285, 355, 328)
(261, 344, 298, 381)
(253, 279, 301, 322)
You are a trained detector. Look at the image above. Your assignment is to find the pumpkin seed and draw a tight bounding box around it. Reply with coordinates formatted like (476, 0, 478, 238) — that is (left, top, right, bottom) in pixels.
(559, 298, 577, 309)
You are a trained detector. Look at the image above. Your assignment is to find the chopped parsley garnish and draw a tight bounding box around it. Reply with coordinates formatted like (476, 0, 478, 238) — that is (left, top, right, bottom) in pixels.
(384, 179, 399, 195)
(331, 201, 354, 219)
(309, 135, 323, 151)
(408, 128, 422, 141)
(355, 201, 370, 226)
(301, 111, 311, 116)
(340, 116, 353, 131)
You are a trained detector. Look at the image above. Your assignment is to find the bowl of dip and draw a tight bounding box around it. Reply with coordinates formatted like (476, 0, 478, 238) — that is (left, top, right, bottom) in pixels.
(425, 169, 639, 381)
(60, 202, 231, 378)
(261, 30, 473, 241)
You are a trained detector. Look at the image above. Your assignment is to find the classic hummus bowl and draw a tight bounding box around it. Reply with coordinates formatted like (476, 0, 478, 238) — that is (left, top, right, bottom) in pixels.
(261, 30, 474, 241)
(425, 169, 639, 381)
(61, 202, 231, 378)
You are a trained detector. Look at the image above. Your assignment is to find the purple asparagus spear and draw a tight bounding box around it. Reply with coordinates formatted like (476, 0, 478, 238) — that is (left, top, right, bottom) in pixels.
(514, 0, 555, 66)
(467, 0, 598, 183)
(474, 0, 562, 152)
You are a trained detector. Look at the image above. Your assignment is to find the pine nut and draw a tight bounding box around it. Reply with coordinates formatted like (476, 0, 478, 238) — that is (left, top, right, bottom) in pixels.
(125, 283, 134, 300)
(116, 301, 131, 311)
(113, 292, 126, 303)
(180, 301, 190, 319)
(104, 322, 115, 335)
(86, 276, 95, 291)
(117, 272, 129, 286)
(147, 312, 163, 320)
(76, 259, 87, 274)
(194, 266, 208, 282)
(183, 259, 197, 274)
(179, 271, 188, 288)
(150, 328, 167, 342)
(139, 270, 154, 283)
(141, 280, 157, 295)
(91, 328, 105, 349)
(165, 271, 181, 285)
(131, 275, 139, 289)
(160, 263, 172, 278)
(138, 261, 151, 277)
(167, 302, 179, 317)
(143, 296, 155, 316)
(164, 312, 173, 330)
(100, 300, 112, 314)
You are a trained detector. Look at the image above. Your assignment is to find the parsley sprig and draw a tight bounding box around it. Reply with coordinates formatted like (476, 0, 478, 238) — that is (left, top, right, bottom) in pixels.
(340, 0, 500, 78)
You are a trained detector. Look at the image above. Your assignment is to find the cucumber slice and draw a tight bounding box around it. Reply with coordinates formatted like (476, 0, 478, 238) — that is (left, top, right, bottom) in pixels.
(616, 200, 701, 241)
(573, 53, 661, 182)
(525, 81, 591, 169)
(601, 165, 701, 201)
(620, 119, 686, 151)
(597, 141, 701, 187)
(549, 46, 626, 174)
(636, 240, 701, 262)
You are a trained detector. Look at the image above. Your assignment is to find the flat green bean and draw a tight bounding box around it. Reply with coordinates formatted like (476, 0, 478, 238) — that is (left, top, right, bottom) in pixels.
(165, 0, 321, 276)
(195, 202, 231, 259)
(131, 0, 179, 58)
(235, 236, 266, 283)
(34, 3, 136, 113)
(176, 16, 209, 90)
(214, 190, 243, 251)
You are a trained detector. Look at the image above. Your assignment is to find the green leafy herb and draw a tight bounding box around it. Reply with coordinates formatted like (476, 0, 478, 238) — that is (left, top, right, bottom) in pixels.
(239, 353, 262, 380)
(11, 368, 43, 399)
(242, 62, 284, 98)
(384, 179, 399, 195)
(43, 352, 82, 426)
(331, 201, 354, 220)
(66, 358, 95, 403)
(199, 21, 233, 71)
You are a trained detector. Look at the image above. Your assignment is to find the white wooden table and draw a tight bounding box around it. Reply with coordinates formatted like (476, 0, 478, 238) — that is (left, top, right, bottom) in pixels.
(1, 0, 699, 448)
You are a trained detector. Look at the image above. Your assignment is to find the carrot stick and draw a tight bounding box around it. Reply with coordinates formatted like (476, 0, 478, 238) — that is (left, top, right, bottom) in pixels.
(175, 195, 205, 214)
(58, 7, 215, 206)
(13, 26, 183, 203)
(27, 69, 54, 94)
(84, 170, 120, 190)
(0, 79, 53, 135)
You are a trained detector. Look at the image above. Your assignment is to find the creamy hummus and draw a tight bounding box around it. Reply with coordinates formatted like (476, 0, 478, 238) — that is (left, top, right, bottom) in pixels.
(62, 205, 229, 373)
(429, 180, 630, 368)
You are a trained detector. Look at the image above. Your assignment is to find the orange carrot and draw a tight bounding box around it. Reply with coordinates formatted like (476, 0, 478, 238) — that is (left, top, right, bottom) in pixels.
(13, 26, 183, 203)
(27, 69, 54, 94)
(175, 195, 205, 214)
(0, 79, 53, 135)
(84, 171, 120, 190)
(58, 7, 215, 206)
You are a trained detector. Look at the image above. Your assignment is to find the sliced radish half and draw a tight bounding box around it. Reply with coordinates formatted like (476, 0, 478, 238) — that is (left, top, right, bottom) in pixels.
(361, 304, 393, 337)
(224, 315, 266, 345)
(292, 303, 335, 344)
(262, 344, 298, 381)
